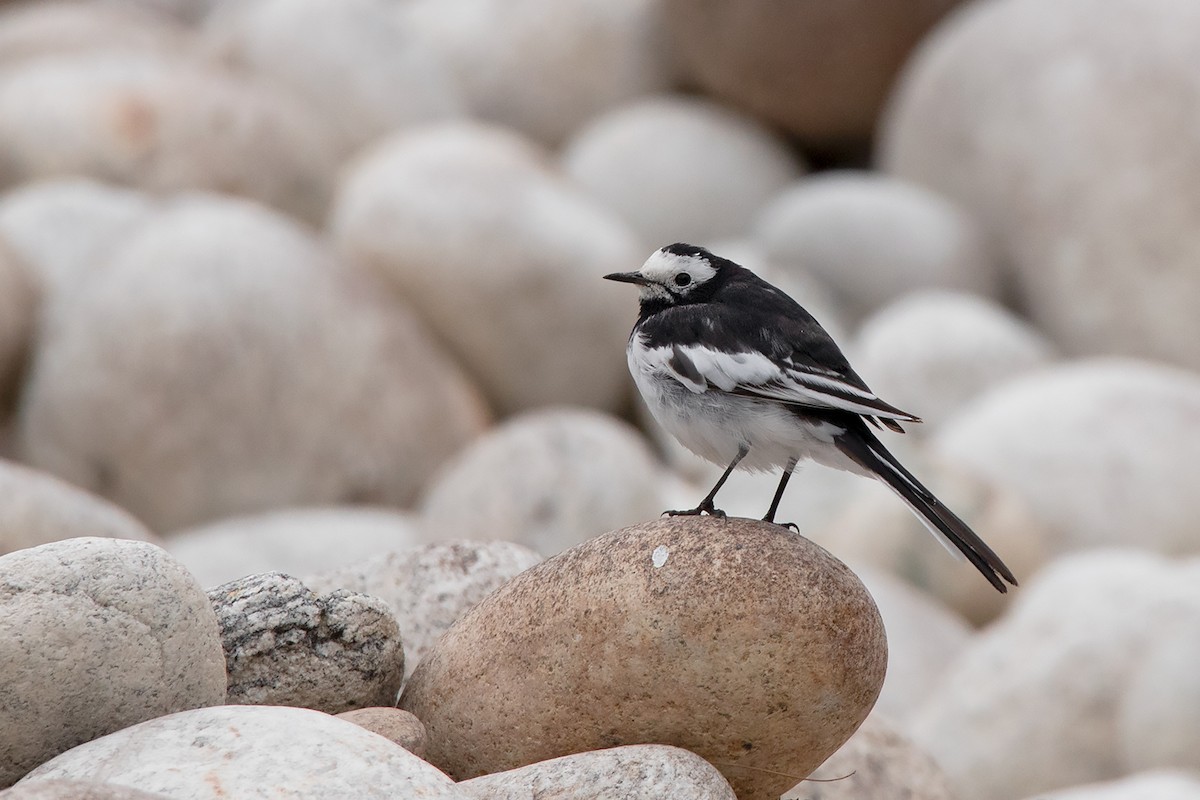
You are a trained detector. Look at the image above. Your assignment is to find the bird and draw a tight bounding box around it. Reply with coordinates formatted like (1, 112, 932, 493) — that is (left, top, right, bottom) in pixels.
(604, 243, 1017, 593)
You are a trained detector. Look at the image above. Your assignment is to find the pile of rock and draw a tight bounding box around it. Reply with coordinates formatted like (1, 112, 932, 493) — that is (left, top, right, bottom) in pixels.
(2, 1, 1200, 798)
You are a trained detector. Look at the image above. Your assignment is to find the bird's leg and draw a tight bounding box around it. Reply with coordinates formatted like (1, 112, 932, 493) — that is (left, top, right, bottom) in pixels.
(666, 444, 748, 519)
(764, 457, 799, 531)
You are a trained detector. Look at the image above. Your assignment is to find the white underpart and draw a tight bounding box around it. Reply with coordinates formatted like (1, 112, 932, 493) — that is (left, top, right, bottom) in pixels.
(638, 341, 912, 421)
(629, 336, 870, 474)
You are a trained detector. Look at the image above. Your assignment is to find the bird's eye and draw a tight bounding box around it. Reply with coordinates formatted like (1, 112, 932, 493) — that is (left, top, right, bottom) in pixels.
(674, 273, 692, 287)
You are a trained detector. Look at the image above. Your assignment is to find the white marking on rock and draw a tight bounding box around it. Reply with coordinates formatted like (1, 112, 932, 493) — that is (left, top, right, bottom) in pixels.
(652, 545, 669, 568)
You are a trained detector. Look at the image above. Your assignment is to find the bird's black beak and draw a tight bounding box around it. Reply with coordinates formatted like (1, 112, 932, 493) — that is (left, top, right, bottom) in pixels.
(603, 271, 650, 285)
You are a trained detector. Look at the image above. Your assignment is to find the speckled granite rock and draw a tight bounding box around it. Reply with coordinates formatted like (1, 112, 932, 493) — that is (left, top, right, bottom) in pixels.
(456, 745, 736, 800)
(0, 538, 225, 787)
(19, 705, 466, 800)
(209, 572, 404, 713)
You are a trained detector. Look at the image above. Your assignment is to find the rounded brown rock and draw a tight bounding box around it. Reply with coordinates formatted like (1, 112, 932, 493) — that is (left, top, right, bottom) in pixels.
(336, 708, 428, 758)
(400, 517, 887, 800)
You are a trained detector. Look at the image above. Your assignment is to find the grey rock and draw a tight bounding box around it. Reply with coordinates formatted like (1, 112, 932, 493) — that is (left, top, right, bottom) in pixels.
(851, 290, 1055, 431)
(0, 460, 156, 558)
(0, 51, 338, 223)
(909, 550, 1200, 800)
(0, 2, 193, 65)
(336, 707, 427, 758)
(562, 95, 804, 247)
(1029, 772, 1200, 800)
(419, 408, 668, 556)
(204, 0, 463, 155)
(209, 572, 404, 713)
(404, 0, 671, 144)
(883, 0, 1200, 372)
(0, 780, 170, 800)
(787, 714, 956, 800)
(20, 705, 468, 800)
(0, 538, 225, 787)
(15, 195, 488, 531)
(307, 540, 542, 680)
(329, 122, 638, 416)
(934, 359, 1200, 556)
(754, 172, 999, 322)
(167, 506, 423, 589)
(457, 745, 736, 800)
(0, 178, 155, 297)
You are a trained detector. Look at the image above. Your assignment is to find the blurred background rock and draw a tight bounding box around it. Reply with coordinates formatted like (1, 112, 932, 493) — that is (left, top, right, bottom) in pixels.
(2, 1, 1200, 798)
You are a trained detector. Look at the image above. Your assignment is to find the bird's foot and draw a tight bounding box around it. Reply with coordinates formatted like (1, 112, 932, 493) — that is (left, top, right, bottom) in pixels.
(763, 516, 800, 532)
(664, 500, 726, 519)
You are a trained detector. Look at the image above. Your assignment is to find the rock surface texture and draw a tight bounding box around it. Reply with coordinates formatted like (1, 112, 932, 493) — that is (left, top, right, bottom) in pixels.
(420, 408, 667, 555)
(933, 359, 1200, 556)
(0, 458, 156, 558)
(456, 745, 737, 800)
(209, 572, 404, 713)
(19, 705, 466, 800)
(786, 714, 957, 800)
(307, 540, 542, 680)
(882, 0, 1200, 371)
(401, 517, 887, 800)
(330, 123, 638, 415)
(0, 538, 225, 787)
(16, 195, 487, 531)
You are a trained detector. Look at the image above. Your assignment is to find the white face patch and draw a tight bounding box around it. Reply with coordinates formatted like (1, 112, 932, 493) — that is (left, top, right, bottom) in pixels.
(637, 249, 717, 291)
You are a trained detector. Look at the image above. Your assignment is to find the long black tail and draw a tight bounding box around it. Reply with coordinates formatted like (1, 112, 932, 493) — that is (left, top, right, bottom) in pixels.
(834, 421, 1018, 593)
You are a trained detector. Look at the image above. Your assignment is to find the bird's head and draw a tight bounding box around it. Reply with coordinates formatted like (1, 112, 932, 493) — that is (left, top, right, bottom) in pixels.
(604, 243, 727, 308)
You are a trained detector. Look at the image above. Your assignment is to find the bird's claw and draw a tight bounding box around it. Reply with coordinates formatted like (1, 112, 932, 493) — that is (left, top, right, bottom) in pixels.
(664, 502, 726, 519)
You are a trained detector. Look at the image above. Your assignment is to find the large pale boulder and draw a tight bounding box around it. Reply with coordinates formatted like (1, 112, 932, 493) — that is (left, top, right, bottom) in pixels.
(166, 507, 423, 589)
(401, 517, 887, 800)
(787, 714, 956, 800)
(404, 0, 672, 144)
(0, 52, 338, 222)
(754, 172, 1000, 321)
(0, 179, 155, 296)
(0, 460, 156, 557)
(457, 745, 736, 800)
(933, 359, 1200, 556)
(330, 123, 638, 415)
(882, 0, 1200, 371)
(1028, 772, 1200, 800)
(562, 96, 804, 247)
(16, 195, 488, 532)
(0, 2, 193, 65)
(420, 408, 668, 555)
(0, 538, 225, 787)
(908, 550, 1200, 800)
(663, 0, 965, 144)
(851, 290, 1055, 431)
(204, 0, 462, 155)
(1117, 564, 1200, 773)
(19, 705, 467, 800)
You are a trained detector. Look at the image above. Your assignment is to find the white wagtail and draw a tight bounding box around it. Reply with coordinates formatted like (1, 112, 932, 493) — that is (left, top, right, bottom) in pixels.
(605, 243, 1017, 593)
